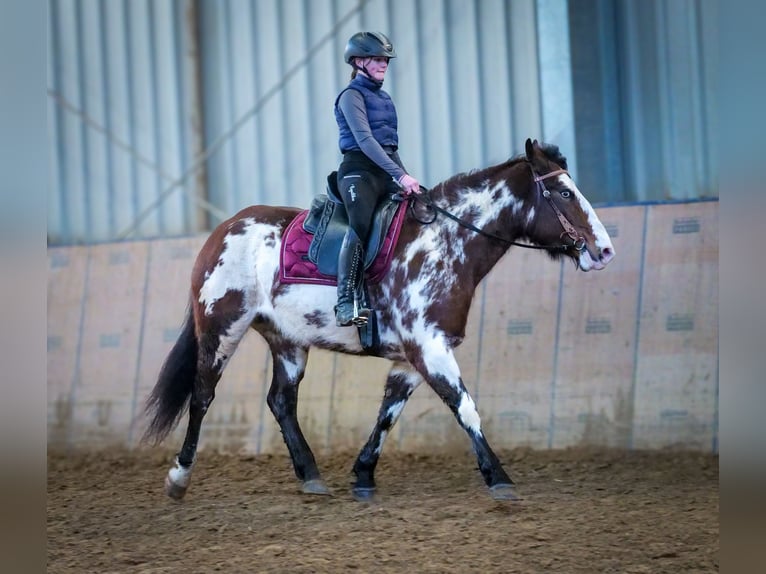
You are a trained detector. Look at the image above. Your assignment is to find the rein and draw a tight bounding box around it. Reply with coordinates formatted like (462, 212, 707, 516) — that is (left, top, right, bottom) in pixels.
(407, 165, 585, 252)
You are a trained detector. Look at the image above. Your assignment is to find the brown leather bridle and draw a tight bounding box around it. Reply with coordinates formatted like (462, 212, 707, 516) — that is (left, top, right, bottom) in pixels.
(533, 168, 587, 252)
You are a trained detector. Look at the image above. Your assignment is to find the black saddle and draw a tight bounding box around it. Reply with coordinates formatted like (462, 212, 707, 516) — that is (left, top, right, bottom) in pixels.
(303, 171, 403, 277)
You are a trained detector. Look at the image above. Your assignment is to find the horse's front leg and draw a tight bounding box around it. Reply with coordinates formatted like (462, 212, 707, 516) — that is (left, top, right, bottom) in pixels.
(410, 342, 520, 501)
(351, 362, 423, 501)
(265, 342, 330, 495)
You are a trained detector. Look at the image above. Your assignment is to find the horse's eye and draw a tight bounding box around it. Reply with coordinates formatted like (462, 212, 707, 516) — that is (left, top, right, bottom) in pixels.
(560, 190, 572, 199)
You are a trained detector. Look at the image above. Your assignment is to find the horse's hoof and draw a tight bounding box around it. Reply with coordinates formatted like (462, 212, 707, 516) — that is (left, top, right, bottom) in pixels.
(351, 486, 376, 502)
(489, 483, 521, 501)
(164, 475, 188, 500)
(302, 479, 331, 496)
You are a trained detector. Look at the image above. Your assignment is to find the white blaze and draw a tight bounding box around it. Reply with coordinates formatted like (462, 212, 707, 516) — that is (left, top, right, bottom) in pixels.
(558, 174, 615, 271)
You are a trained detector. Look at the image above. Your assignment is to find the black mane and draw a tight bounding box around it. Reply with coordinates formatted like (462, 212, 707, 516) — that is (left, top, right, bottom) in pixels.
(435, 142, 568, 197)
(508, 143, 568, 170)
(538, 143, 568, 170)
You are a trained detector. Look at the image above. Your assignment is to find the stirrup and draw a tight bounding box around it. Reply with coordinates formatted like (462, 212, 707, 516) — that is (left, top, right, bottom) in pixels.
(335, 304, 365, 327)
(352, 299, 370, 326)
(335, 309, 352, 327)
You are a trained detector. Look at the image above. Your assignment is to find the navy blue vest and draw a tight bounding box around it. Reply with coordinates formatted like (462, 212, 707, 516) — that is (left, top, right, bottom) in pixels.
(335, 75, 398, 153)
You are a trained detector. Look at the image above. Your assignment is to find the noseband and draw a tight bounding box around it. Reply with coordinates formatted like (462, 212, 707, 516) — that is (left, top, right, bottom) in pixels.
(409, 166, 586, 252)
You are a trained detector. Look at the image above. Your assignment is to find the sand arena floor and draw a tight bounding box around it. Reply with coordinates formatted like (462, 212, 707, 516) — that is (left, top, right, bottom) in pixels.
(47, 447, 718, 573)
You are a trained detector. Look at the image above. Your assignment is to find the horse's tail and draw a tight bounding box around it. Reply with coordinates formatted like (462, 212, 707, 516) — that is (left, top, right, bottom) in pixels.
(142, 305, 198, 445)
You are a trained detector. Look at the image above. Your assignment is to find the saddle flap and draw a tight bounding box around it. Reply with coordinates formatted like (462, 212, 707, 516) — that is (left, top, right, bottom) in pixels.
(362, 200, 400, 268)
(308, 199, 349, 274)
(305, 194, 403, 277)
(326, 171, 343, 204)
(303, 171, 344, 233)
(302, 194, 328, 234)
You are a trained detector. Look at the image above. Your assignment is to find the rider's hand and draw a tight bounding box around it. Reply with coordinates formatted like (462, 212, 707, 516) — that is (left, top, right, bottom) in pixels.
(398, 174, 421, 196)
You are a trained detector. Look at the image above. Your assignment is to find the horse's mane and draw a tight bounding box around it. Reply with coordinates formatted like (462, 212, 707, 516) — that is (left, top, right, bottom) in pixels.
(537, 143, 568, 170)
(435, 142, 568, 197)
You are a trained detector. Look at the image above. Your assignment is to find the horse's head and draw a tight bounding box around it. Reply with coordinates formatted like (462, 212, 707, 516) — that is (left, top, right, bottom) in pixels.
(522, 138, 615, 271)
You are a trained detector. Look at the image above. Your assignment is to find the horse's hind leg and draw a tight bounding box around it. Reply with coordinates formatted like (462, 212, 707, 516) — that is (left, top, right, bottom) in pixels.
(410, 344, 520, 501)
(351, 363, 422, 501)
(164, 336, 219, 499)
(265, 340, 329, 495)
(165, 306, 254, 500)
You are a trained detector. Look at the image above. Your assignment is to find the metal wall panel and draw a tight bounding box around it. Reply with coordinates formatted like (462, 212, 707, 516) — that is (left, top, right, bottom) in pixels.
(197, 0, 567, 218)
(47, 246, 90, 450)
(570, 0, 717, 202)
(568, 0, 624, 204)
(551, 206, 645, 449)
(49, 0, 717, 245)
(69, 242, 149, 448)
(632, 202, 718, 450)
(459, 246, 563, 450)
(196, 0, 718, 216)
(48, 0, 203, 244)
(132, 236, 206, 445)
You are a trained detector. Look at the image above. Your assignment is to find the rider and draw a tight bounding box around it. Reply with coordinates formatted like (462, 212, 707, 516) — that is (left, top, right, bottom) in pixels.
(334, 31, 421, 327)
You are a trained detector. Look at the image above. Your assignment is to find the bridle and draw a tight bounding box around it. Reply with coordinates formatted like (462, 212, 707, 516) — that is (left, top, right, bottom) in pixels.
(408, 165, 587, 252)
(533, 168, 587, 252)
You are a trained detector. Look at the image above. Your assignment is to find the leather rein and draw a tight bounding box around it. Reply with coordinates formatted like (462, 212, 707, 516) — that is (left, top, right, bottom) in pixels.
(407, 165, 586, 252)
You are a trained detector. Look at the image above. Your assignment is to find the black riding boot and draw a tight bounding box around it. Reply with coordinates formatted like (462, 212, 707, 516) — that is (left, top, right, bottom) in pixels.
(335, 229, 370, 327)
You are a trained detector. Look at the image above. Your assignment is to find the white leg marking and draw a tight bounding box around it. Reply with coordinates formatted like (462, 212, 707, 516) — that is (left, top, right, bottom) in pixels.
(281, 357, 305, 382)
(458, 393, 482, 434)
(420, 339, 462, 387)
(375, 430, 388, 455)
(386, 399, 407, 423)
(168, 457, 193, 488)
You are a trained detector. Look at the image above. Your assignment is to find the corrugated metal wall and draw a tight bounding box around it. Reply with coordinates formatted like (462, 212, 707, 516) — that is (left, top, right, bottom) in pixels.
(569, 0, 717, 202)
(197, 0, 579, 215)
(48, 0, 717, 245)
(48, 0, 209, 244)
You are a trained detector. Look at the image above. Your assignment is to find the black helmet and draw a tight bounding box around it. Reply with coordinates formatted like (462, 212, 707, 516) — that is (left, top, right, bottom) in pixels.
(344, 32, 396, 64)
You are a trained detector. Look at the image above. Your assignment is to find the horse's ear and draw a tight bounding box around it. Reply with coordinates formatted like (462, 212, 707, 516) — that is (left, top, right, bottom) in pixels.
(525, 138, 535, 161)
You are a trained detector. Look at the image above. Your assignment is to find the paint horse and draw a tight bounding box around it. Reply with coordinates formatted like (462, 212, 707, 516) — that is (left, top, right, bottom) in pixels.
(143, 139, 615, 502)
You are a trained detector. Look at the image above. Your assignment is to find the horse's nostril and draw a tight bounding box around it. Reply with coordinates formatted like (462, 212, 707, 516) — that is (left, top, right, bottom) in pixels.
(599, 246, 615, 264)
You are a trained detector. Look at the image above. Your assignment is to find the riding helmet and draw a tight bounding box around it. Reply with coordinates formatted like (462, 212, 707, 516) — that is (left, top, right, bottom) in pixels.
(344, 32, 396, 64)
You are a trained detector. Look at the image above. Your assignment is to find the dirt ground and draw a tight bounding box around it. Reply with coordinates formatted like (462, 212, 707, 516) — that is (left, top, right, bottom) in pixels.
(47, 447, 718, 573)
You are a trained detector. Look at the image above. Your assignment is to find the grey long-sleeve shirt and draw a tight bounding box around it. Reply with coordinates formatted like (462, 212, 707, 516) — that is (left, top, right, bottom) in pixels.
(337, 88, 407, 183)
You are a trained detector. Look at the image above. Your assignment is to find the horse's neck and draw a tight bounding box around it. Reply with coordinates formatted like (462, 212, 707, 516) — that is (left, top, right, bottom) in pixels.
(426, 178, 522, 287)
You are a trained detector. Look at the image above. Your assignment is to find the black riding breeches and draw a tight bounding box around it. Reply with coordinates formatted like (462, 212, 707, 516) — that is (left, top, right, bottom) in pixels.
(337, 152, 395, 243)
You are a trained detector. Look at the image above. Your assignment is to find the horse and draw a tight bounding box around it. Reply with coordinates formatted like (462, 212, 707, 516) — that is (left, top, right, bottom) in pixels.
(142, 138, 615, 502)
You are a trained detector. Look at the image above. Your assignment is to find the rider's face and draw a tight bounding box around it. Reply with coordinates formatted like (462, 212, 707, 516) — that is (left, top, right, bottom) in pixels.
(359, 57, 389, 81)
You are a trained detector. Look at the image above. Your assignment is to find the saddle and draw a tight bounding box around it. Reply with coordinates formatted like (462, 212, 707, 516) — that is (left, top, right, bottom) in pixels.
(280, 172, 408, 287)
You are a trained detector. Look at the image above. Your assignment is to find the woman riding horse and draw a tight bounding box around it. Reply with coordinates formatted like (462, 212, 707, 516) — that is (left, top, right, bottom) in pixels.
(333, 32, 421, 327)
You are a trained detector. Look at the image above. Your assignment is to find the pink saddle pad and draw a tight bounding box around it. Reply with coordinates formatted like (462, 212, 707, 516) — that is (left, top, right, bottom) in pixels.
(279, 200, 408, 286)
